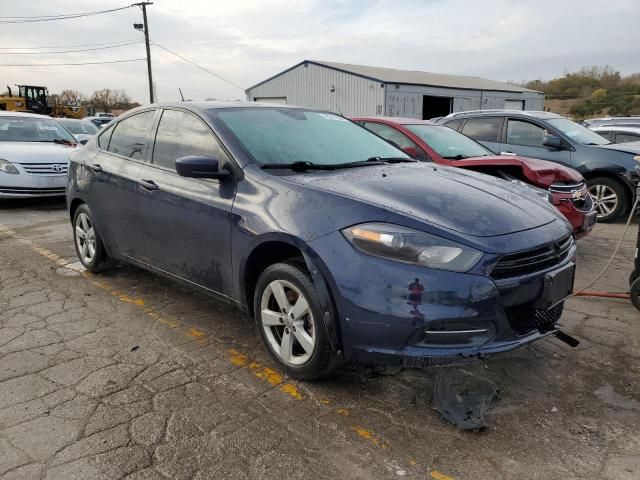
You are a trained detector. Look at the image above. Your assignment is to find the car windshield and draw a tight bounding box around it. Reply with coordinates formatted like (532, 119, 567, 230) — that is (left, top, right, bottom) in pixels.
(405, 124, 493, 159)
(58, 120, 99, 135)
(546, 118, 611, 145)
(0, 116, 77, 143)
(213, 108, 409, 166)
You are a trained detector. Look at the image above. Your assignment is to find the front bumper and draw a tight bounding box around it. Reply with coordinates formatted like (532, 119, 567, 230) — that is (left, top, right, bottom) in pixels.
(0, 171, 66, 198)
(552, 189, 596, 239)
(309, 231, 576, 367)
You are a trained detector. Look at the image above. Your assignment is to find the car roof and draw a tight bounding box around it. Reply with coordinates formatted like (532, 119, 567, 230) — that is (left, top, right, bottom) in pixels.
(442, 110, 563, 120)
(352, 116, 437, 126)
(0, 111, 51, 119)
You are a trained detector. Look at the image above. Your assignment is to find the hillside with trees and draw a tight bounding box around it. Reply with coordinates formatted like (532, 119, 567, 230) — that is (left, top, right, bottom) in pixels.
(522, 66, 640, 119)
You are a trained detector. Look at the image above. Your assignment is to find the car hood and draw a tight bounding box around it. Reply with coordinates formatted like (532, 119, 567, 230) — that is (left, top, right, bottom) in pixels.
(0, 142, 76, 163)
(285, 163, 560, 237)
(454, 155, 583, 188)
(596, 141, 640, 155)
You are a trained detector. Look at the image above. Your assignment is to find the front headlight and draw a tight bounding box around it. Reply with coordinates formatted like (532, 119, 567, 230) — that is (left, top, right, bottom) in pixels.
(341, 223, 483, 272)
(0, 159, 19, 175)
(510, 179, 552, 203)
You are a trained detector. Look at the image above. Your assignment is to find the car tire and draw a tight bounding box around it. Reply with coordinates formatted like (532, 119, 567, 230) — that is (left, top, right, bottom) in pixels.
(587, 177, 628, 223)
(254, 261, 336, 380)
(72, 204, 113, 273)
(630, 278, 640, 312)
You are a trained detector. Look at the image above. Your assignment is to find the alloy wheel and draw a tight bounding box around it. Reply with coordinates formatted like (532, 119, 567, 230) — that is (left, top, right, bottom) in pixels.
(75, 212, 97, 265)
(589, 184, 618, 219)
(260, 279, 316, 366)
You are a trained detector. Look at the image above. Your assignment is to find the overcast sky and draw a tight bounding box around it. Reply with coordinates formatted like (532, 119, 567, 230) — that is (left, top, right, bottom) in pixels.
(1, 0, 639, 104)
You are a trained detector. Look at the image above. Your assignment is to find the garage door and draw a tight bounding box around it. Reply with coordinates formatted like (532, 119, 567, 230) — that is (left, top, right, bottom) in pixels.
(504, 99, 525, 110)
(254, 97, 287, 104)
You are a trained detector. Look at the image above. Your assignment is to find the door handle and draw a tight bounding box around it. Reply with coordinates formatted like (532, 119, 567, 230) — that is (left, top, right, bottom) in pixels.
(87, 163, 103, 172)
(500, 151, 516, 156)
(138, 179, 159, 191)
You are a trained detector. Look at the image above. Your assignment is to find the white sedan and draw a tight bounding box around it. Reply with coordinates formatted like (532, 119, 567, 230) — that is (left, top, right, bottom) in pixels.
(0, 111, 78, 198)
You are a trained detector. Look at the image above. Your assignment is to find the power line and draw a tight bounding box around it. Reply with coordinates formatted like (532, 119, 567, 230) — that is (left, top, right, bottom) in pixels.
(0, 5, 133, 24)
(151, 42, 245, 92)
(0, 40, 143, 55)
(0, 58, 145, 67)
(0, 39, 141, 50)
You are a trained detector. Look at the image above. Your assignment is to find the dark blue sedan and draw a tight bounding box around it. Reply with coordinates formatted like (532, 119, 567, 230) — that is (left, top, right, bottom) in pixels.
(67, 102, 576, 379)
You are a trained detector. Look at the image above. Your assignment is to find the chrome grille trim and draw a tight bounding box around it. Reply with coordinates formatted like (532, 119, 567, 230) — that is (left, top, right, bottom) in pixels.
(18, 163, 68, 175)
(549, 181, 586, 193)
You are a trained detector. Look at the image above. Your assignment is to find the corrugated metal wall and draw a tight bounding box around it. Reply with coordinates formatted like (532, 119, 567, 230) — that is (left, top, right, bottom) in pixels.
(246, 63, 385, 116)
(387, 84, 544, 119)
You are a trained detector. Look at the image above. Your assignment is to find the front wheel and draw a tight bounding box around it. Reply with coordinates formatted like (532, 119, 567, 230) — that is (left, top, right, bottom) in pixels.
(72, 204, 113, 273)
(587, 177, 628, 223)
(254, 262, 336, 380)
(630, 278, 640, 311)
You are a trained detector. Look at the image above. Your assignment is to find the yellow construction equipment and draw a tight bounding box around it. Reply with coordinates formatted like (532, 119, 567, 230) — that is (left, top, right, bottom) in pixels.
(0, 85, 86, 119)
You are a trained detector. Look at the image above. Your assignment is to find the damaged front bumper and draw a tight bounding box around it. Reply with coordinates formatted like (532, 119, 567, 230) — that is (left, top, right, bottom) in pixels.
(309, 230, 577, 368)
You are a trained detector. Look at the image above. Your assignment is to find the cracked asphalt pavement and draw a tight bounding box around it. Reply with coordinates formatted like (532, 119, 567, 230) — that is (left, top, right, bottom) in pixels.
(1, 198, 640, 480)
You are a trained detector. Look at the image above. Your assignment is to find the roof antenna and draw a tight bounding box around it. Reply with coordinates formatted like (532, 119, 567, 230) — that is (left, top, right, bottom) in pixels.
(178, 88, 185, 101)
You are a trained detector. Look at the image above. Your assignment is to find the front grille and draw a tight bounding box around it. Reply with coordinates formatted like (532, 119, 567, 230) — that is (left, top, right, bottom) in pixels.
(505, 302, 564, 335)
(572, 192, 594, 212)
(549, 181, 585, 193)
(491, 236, 573, 279)
(0, 186, 65, 195)
(18, 163, 68, 175)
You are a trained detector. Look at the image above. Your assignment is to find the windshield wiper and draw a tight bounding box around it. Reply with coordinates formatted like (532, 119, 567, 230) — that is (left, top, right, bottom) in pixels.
(36, 139, 77, 145)
(365, 156, 417, 163)
(442, 154, 471, 160)
(261, 161, 337, 171)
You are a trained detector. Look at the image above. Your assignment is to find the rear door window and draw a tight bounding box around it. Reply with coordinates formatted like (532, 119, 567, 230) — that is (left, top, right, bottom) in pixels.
(505, 119, 546, 147)
(461, 117, 502, 142)
(615, 132, 640, 143)
(152, 109, 226, 170)
(107, 110, 156, 160)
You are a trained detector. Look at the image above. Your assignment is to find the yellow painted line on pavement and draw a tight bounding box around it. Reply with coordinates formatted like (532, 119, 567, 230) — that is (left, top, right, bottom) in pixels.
(431, 471, 455, 480)
(1, 223, 443, 474)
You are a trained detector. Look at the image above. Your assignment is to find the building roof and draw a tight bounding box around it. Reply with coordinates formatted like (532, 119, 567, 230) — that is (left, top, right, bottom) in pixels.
(247, 60, 543, 94)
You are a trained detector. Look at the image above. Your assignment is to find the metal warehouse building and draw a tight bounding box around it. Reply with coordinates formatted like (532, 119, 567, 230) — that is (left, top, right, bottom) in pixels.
(246, 60, 544, 119)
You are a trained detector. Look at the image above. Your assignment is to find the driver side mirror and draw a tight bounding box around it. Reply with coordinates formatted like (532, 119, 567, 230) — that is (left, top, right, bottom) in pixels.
(543, 134, 563, 149)
(175, 156, 230, 179)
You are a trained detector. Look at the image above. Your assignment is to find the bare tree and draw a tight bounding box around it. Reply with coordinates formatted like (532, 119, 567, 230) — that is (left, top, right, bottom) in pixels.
(59, 89, 84, 105)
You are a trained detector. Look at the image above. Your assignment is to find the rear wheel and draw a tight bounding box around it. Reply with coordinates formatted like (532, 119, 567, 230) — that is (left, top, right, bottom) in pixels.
(587, 177, 628, 223)
(72, 204, 113, 273)
(254, 262, 335, 380)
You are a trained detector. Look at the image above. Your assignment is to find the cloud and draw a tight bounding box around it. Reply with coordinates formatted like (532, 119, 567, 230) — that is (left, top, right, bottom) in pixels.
(0, 0, 638, 103)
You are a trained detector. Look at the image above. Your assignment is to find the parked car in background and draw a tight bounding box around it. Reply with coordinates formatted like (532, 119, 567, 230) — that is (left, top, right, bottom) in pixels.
(354, 117, 596, 239)
(97, 112, 115, 118)
(85, 116, 114, 129)
(438, 110, 640, 222)
(67, 102, 576, 379)
(591, 126, 640, 144)
(0, 111, 76, 198)
(583, 117, 640, 129)
(56, 118, 99, 144)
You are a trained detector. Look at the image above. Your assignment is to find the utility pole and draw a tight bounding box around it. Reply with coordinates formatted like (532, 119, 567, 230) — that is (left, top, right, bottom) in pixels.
(132, 2, 154, 104)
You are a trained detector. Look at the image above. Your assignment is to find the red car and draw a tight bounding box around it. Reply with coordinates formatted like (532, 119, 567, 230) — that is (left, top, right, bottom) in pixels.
(353, 117, 597, 239)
